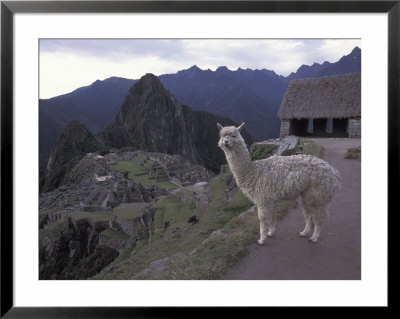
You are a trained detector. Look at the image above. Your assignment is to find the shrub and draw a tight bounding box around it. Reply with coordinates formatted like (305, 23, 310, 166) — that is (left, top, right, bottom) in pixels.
(345, 146, 361, 159)
(250, 143, 279, 160)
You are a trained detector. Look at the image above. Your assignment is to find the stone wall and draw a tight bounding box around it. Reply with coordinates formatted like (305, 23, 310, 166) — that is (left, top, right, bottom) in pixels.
(348, 118, 361, 138)
(280, 118, 361, 138)
(280, 120, 291, 138)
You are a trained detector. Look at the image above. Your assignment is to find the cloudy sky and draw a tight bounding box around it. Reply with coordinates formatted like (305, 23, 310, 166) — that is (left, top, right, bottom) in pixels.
(39, 39, 360, 99)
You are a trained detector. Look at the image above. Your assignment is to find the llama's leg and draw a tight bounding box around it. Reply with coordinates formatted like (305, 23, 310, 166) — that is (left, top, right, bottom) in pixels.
(300, 208, 313, 237)
(267, 213, 277, 237)
(258, 219, 268, 245)
(308, 205, 329, 243)
(301, 188, 330, 242)
(257, 204, 275, 244)
(257, 206, 268, 245)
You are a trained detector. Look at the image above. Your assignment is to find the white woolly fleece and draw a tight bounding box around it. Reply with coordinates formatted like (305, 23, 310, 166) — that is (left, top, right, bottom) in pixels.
(218, 123, 341, 244)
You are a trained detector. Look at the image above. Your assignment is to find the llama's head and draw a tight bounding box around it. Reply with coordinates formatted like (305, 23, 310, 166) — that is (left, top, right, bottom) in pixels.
(217, 122, 245, 151)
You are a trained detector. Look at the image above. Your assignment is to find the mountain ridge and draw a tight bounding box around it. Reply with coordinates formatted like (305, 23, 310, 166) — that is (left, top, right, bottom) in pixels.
(42, 74, 252, 192)
(39, 46, 361, 169)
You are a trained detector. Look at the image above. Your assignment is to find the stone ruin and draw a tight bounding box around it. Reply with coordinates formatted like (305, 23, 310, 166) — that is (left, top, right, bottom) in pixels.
(79, 179, 167, 212)
(143, 153, 210, 186)
(39, 150, 211, 229)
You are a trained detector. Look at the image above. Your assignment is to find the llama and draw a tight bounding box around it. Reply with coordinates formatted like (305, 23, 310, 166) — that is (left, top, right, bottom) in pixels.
(217, 122, 341, 244)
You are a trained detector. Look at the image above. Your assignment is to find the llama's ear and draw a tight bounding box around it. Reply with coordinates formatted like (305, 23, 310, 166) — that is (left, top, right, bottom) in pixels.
(217, 123, 223, 131)
(237, 122, 245, 131)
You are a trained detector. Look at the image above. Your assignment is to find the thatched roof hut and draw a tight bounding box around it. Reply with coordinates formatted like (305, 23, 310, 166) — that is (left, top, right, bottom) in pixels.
(278, 72, 361, 120)
(278, 73, 361, 138)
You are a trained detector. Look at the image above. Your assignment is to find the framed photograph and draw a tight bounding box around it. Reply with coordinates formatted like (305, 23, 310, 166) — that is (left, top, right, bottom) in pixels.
(1, 0, 396, 316)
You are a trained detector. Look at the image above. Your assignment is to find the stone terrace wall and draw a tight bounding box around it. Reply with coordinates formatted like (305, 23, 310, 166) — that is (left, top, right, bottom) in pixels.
(280, 120, 291, 138)
(348, 118, 361, 138)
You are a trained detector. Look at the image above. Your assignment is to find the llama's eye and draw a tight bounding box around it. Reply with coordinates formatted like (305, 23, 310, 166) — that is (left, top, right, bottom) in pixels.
(232, 135, 236, 138)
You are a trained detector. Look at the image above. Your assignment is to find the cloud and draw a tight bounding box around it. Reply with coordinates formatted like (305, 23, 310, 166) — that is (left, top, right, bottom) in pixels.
(39, 39, 361, 98)
(39, 50, 185, 98)
(316, 39, 361, 62)
(40, 39, 187, 62)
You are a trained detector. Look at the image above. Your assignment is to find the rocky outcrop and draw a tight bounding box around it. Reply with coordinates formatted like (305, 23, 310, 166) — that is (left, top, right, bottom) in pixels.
(39, 217, 114, 280)
(39, 206, 157, 279)
(97, 74, 198, 163)
(42, 120, 105, 192)
(276, 135, 299, 155)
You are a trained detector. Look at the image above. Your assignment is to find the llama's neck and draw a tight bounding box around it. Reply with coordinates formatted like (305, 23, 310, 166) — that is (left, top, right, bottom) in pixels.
(224, 142, 254, 186)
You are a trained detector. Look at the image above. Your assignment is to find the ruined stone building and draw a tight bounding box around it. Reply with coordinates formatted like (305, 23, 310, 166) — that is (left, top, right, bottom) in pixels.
(278, 73, 361, 138)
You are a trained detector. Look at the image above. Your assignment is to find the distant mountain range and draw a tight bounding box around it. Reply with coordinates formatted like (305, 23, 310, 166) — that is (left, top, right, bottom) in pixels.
(39, 46, 361, 169)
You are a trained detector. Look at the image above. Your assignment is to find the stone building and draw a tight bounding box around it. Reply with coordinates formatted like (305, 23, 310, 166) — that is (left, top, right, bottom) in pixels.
(278, 73, 361, 138)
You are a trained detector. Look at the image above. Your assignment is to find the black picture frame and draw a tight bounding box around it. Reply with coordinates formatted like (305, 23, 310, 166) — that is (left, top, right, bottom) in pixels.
(1, 0, 396, 317)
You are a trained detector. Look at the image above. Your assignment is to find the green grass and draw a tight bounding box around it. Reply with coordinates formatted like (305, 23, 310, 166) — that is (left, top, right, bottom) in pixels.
(153, 190, 196, 235)
(101, 229, 130, 241)
(44, 219, 67, 241)
(113, 160, 177, 190)
(131, 197, 296, 280)
(91, 174, 255, 280)
(202, 177, 253, 231)
(113, 203, 149, 220)
(68, 211, 112, 222)
(134, 206, 260, 280)
(303, 142, 324, 158)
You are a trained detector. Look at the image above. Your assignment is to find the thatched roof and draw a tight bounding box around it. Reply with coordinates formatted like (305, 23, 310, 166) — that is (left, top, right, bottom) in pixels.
(278, 73, 361, 119)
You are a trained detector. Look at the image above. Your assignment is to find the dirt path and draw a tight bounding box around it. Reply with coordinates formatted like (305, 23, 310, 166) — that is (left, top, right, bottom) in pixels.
(221, 138, 361, 280)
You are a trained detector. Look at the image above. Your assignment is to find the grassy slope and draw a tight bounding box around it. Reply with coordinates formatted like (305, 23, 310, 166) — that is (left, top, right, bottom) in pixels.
(42, 219, 67, 241)
(91, 140, 325, 280)
(101, 228, 130, 241)
(113, 203, 150, 220)
(92, 175, 253, 280)
(68, 211, 112, 222)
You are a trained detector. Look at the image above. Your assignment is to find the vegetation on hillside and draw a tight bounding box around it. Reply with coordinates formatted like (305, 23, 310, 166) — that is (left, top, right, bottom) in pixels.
(92, 174, 254, 280)
(41, 139, 326, 280)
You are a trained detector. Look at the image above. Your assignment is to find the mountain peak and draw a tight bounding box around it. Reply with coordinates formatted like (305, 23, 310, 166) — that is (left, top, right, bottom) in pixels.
(288, 46, 361, 80)
(44, 119, 103, 191)
(115, 72, 182, 133)
(216, 66, 230, 72)
(129, 73, 164, 94)
(141, 73, 161, 82)
(64, 119, 86, 130)
(189, 65, 201, 71)
(174, 65, 203, 78)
